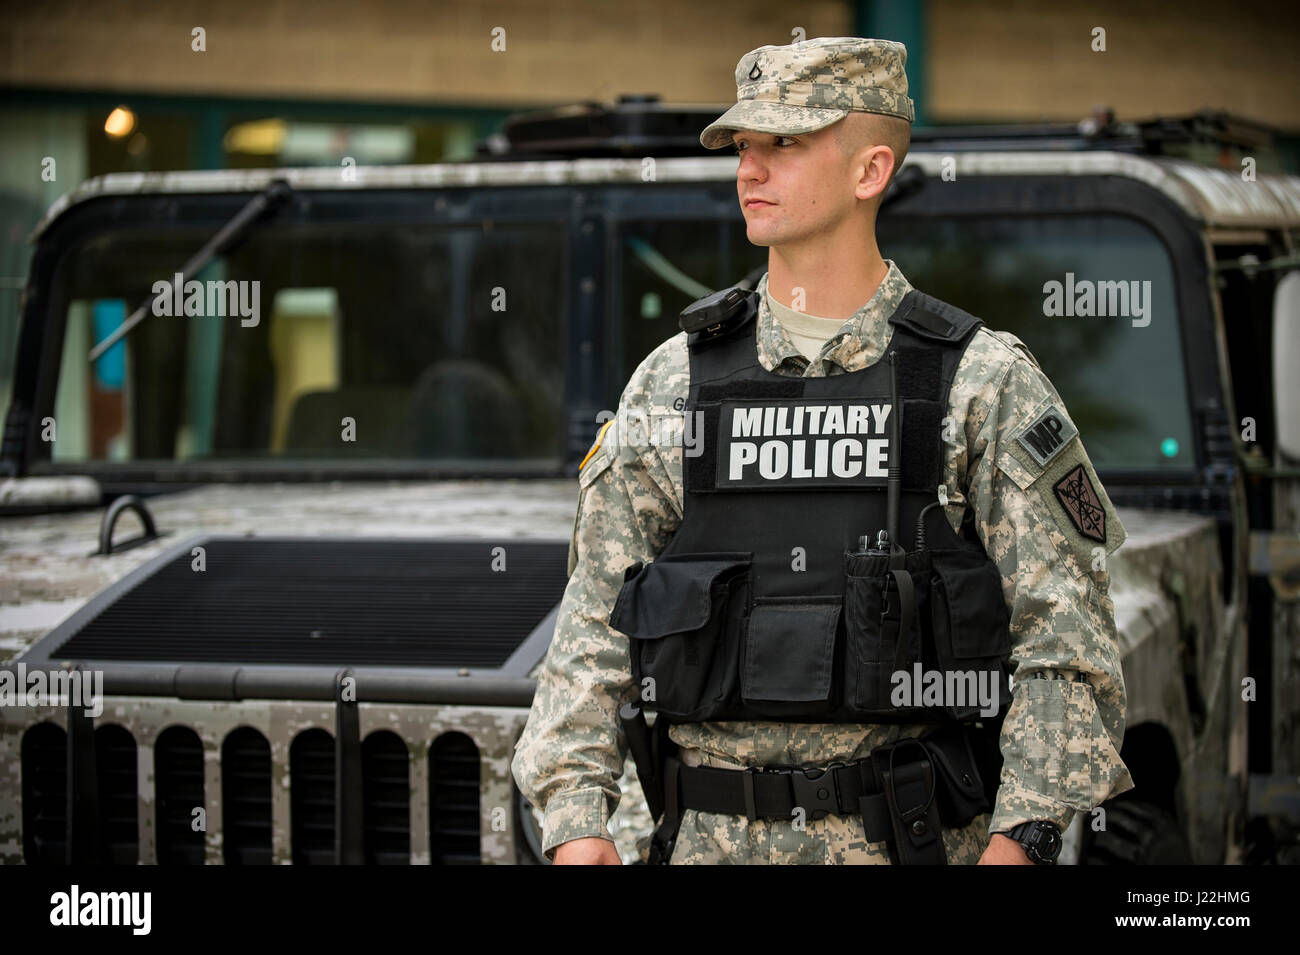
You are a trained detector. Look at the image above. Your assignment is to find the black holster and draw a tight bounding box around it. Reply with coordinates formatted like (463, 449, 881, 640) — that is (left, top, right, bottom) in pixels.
(632, 713, 679, 866)
(864, 723, 994, 864)
(869, 737, 945, 864)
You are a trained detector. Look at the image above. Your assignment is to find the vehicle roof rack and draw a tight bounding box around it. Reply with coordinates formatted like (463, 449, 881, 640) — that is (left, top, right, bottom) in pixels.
(909, 107, 1281, 156)
(478, 97, 1284, 165)
(476, 94, 727, 160)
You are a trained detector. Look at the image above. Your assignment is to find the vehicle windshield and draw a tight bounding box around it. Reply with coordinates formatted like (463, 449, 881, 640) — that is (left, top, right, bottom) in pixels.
(879, 213, 1195, 472)
(51, 221, 566, 466)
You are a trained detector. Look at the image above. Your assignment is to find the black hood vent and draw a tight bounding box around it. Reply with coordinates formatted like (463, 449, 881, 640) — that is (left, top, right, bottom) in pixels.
(45, 537, 568, 669)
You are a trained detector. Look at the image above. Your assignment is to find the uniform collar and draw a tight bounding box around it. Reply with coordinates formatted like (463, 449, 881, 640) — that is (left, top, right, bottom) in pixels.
(754, 260, 914, 377)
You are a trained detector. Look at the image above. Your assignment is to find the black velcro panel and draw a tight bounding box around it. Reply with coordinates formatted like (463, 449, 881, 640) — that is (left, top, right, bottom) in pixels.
(686, 401, 722, 492)
(907, 309, 955, 338)
(698, 379, 805, 402)
(900, 398, 943, 491)
(893, 346, 943, 402)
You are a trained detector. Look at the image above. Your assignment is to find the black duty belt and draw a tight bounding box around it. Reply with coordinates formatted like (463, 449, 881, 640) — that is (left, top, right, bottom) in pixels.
(649, 725, 996, 865)
(681, 759, 881, 821)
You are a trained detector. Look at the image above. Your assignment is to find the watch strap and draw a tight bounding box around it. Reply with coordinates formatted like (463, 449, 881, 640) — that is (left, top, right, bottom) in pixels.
(1001, 820, 1062, 864)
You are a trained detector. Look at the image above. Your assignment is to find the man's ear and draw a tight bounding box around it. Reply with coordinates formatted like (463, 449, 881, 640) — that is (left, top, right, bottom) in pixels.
(855, 144, 895, 204)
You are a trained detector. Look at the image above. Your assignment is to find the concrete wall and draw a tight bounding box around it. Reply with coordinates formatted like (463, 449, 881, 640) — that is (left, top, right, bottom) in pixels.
(0, 0, 1295, 127)
(928, 0, 1300, 127)
(0, 0, 850, 109)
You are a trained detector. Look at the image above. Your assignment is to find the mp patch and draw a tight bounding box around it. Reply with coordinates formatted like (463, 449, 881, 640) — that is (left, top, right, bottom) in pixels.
(1053, 464, 1106, 543)
(1015, 405, 1078, 467)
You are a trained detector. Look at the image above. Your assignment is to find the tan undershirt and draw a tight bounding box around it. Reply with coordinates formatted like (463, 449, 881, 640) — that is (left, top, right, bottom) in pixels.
(765, 286, 853, 361)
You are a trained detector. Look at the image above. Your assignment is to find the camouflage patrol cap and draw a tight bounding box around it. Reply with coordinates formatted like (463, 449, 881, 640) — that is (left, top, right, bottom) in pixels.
(700, 36, 915, 150)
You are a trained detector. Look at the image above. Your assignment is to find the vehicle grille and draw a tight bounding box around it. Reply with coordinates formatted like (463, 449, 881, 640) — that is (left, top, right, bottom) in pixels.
(17, 719, 493, 864)
(20, 722, 66, 865)
(221, 728, 272, 865)
(430, 732, 481, 865)
(363, 731, 411, 864)
(156, 726, 205, 865)
(290, 729, 336, 865)
(96, 724, 139, 864)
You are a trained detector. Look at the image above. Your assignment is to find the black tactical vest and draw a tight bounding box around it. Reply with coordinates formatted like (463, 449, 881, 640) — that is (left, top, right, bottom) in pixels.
(609, 286, 1013, 724)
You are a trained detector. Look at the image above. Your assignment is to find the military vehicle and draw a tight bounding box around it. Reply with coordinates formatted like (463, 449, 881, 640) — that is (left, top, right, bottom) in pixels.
(1, 98, 1297, 864)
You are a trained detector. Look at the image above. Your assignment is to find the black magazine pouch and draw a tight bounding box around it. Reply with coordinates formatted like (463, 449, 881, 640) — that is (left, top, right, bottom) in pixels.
(610, 554, 751, 719)
(929, 546, 1012, 719)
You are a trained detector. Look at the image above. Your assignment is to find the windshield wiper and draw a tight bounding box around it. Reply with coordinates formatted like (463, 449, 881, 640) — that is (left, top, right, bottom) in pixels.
(625, 236, 714, 300)
(88, 179, 293, 362)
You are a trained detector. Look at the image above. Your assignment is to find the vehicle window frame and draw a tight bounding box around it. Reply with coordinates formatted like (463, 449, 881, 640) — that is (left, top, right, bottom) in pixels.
(10, 172, 1223, 495)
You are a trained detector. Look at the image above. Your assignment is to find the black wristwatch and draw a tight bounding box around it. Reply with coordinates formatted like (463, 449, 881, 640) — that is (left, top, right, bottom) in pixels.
(998, 820, 1062, 864)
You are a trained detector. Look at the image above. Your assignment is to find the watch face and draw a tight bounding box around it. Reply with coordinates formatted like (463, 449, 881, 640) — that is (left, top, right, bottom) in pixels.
(1030, 823, 1062, 861)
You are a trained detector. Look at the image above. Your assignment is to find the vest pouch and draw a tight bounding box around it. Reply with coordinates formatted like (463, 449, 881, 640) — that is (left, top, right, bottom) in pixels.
(843, 550, 931, 715)
(740, 597, 842, 717)
(929, 548, 1012, 719)
(609, 554, 751, 718)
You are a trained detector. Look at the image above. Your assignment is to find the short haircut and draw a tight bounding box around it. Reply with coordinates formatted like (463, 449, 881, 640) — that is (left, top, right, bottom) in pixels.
(831, 112, 911, 199)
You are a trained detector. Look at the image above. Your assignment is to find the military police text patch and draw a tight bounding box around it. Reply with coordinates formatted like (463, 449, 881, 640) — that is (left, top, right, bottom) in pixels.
(715, 398, 894, 488)
(1015, 405, 1078, 468)
(1053, 464, 1106, 543)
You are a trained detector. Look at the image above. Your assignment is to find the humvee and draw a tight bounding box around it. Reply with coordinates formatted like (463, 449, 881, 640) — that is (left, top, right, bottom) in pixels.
(1, 98, 1297, 864)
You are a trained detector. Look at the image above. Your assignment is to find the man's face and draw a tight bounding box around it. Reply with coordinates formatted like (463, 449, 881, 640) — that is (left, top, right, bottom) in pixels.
(731, 124, 886, 249)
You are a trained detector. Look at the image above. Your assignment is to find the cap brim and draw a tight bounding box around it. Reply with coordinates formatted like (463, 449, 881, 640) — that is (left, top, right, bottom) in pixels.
(699, 100, 850, 149)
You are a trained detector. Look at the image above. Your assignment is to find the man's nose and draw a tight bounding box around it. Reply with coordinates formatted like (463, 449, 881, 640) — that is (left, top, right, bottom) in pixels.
(737, 149, 765, 181)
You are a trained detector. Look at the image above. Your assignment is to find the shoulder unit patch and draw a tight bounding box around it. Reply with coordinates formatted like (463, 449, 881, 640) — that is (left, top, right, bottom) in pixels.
(1053, 464, 1106, 543)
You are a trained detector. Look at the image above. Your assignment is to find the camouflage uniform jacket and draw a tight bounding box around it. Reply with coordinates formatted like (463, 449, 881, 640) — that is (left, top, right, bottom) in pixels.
(512, 260, 1135, 864)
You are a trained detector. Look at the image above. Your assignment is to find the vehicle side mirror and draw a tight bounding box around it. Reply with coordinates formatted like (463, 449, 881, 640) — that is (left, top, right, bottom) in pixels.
(1274, 270, 1300, 464)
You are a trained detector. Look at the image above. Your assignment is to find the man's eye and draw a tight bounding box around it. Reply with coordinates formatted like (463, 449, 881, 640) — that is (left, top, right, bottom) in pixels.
(732, 137, 795, 154)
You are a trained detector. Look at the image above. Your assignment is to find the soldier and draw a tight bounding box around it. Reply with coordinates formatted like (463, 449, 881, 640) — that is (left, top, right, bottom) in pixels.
(511, 35, 1134, 865)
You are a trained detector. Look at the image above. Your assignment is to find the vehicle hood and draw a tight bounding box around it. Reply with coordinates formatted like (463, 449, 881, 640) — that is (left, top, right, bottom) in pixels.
(1107, 505, 1224, 658)
(0, 479, 578, 662)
